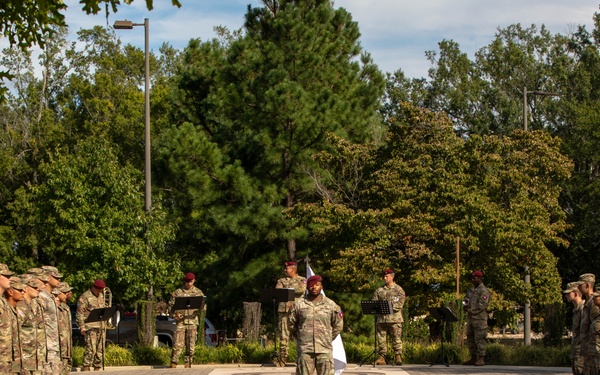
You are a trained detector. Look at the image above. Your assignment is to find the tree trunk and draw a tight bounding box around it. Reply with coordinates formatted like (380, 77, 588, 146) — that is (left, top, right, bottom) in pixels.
(137, 300, 155, 346)
(242, 302, 262, 342)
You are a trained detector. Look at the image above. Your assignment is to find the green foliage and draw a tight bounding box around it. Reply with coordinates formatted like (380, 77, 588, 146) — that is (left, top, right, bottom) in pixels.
(193, 344, 244, 364)
(131, 344, 171, 365)
(72, 346, 84, 367)
(104, 344, 135, 366)
(290, 104, 570, 317)
(485, 342, 570, 366)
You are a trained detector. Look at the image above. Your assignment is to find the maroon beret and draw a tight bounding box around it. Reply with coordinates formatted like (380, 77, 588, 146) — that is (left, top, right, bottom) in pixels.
(307, 275, 323, 288)
(93, 279, 106, 289)
(284, 261, 297, 267)
(472, 270, 483, 278)
(184, 272, 195, 281)
(383, 268, 394, 276)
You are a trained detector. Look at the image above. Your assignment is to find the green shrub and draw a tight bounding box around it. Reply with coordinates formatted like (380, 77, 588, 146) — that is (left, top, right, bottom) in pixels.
(72, 346, 84, 367)
(193, 344, 244, 364)
(104, 344, 135, 366)
(131, 344, 170, 365)
(236, 342, 274, 363)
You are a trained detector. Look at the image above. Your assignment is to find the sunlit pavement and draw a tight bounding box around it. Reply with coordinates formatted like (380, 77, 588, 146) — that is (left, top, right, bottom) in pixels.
(73, 363, 572, 375)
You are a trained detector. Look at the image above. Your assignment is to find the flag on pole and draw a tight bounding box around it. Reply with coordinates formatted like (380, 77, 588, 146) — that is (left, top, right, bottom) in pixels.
(306, 264, 347, 375)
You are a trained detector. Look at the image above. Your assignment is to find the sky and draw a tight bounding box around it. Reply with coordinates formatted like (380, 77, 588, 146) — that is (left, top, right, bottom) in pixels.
(33, 1, 600, 79)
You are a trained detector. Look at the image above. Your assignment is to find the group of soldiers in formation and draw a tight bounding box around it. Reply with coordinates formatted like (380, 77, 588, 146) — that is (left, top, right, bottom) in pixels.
(0, 259, 495, 375)
(565, 273, 600, 375)
(0, 263, 77, 374)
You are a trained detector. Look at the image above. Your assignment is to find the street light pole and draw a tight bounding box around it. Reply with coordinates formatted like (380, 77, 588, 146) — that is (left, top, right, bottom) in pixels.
(522, 86, 560, 131)
(521, 86, 559, 346)
(114, 18, 151, 213)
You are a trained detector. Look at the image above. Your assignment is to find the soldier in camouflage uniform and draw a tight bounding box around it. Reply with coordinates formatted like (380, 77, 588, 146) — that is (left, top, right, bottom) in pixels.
(564, 281, 585, 375)
(0, 264, 15, 374)
(372, 268, 406, 365)
(5, 277, 26, 374)
(578, 273, 599, 375)
(168, 272, 205, 368)
(38, 266, 62, 374)
(590, 289, 600, 374)
(275, 261, 307, 366)
(55, 283, 73, 375)
(17, 275, 43, 374)
(289, 275, 343, 375)
(26, 269, 49, 372)
(462, 270, 490, 367)
(77, 279, 107, 371)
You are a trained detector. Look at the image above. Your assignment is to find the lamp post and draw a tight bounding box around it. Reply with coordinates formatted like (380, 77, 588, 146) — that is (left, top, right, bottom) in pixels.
(114, 18, 151, 213)
(522, 86, 560, 131)
(521, 86, 559, 346)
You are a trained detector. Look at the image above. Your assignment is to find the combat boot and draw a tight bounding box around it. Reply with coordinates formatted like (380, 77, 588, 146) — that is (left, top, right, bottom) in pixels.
(474, 355, 485, 366)
(184, 362, 191, 368)
(462, 356, 476, 365)
(82, 367, 90, 372)
(394, 354, 403, 365)
(170, 362, 177, 368)
(94, 368, 101, 371)
(374, 355, 386, 365)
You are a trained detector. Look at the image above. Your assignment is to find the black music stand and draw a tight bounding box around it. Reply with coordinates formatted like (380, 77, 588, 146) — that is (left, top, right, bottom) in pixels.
(359, 300, 393, 367)
(428, 306, 458, 367)
(86, 306, 118, 371)
(260, 288, 295, 365)
(173, 296, 206, 360)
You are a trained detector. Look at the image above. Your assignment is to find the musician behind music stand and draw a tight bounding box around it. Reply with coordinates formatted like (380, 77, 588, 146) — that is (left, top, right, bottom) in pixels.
(359, 300, 393, 367)
(428, 306, 458, 367)
(172, 296, 206, 364)
(85, 305, 118, 371)
(260, 288, 295, 365)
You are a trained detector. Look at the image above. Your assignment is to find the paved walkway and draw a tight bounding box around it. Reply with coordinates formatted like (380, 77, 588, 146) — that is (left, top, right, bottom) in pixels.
(74, 363, 572, 375)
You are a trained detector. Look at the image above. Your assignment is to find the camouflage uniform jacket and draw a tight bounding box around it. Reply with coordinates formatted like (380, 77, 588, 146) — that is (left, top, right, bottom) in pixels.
(372, 283, 406, 323)
(76, 288, 105, 330)
(0, 297, 12, 371)
(168, 286, 205, 326)
(581, 297, 600, 356)
(17, 299, 41, 370)
(39, 289, 60, 357)
(572, 300, 584, 354)
(465, 283, 490, 321)
(276, 275, 307, 313)
(30, 298, 46, 367)
(288, 295, 343, 354)
(58, 303, 71, 359)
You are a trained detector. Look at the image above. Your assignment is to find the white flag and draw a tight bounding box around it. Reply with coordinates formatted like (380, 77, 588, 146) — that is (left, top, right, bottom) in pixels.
(306, 264, 347, 375)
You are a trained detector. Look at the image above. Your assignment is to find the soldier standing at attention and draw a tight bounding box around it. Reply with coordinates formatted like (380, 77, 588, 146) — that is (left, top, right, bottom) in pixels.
(564, 281, 585, 375)
(0, 264, 15, 373)
(17, 275, 43, 374)
(26, 269, 49, 371)
(590, 289, 600, 374)
(275, 261, 306, 366)
(5, 277, 26, 374)
(168, 272, 205, 369)
(39, 266, 62, 374)
(77, 279, 107, 372)
(289, 275, 343, 375)
(56, 283, 73, 375)
(372, 268, 406, 365)
(462, 270, 490, 367)
(578, 273, 599, 374)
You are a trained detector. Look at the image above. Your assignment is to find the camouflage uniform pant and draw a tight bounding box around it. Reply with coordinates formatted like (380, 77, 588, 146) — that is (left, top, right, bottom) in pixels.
(82, 328, 103, 369)
(171, 324, 198, 365)
(466, 318, 487, 357)
(376, 322, 403, 356)
(278, 312, 291, 359)
(296, 352, 334, 375)
(61, 357, 71, 375)
(43, 356, 62, 375)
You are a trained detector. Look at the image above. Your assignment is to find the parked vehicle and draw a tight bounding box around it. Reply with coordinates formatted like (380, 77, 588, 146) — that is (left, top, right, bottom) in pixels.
(70, 305, 224, 347)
